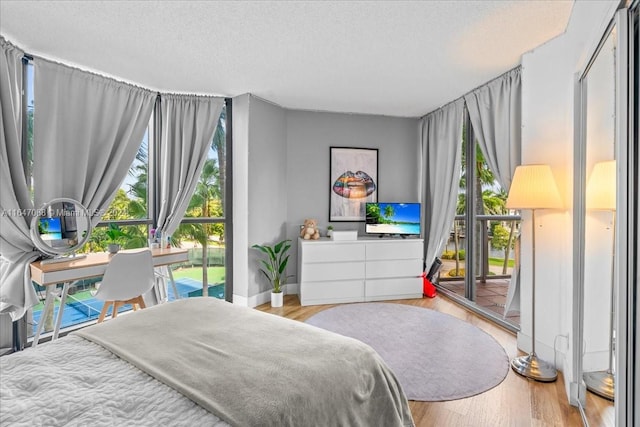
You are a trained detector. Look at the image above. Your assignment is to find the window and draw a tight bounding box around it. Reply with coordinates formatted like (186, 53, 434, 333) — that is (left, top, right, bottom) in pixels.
(83, 126, 152, 253)
(172, 103, 230, 301)
(30, 124, 153, 335)
(25, 85, 232, 339)
(24, 60, 34, 196)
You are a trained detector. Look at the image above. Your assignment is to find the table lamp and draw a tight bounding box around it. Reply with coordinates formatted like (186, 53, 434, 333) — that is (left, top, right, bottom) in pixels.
(583, 159, 616, 400)
(506, 164, 563, 382)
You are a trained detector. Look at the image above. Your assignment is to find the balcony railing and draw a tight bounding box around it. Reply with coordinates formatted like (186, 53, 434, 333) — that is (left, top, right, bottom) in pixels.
(439, 214, 520, 282)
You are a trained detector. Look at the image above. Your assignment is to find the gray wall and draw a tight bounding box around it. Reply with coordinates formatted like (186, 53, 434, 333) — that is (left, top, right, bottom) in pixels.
(237, 97, 421, 299)
(284, 110, 420, 284)
(286, 110, 420, 233)
(247, 97, 288, 296)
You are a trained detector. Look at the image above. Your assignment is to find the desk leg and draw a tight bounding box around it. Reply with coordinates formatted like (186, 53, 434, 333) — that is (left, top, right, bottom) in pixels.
(53, 282, 70, 340)
(168, 267, 180, 300)
(32, 286, 55, 348)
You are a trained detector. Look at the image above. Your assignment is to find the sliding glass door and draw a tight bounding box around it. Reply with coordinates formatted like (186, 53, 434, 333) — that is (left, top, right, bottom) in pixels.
(436, 111, 521, 330)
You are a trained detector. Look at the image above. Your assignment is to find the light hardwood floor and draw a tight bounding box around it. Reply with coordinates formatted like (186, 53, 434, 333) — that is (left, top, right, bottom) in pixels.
(256, 294, 614, 427)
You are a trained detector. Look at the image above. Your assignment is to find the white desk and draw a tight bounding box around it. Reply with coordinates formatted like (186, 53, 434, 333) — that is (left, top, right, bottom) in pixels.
(30, 248, 189, 346)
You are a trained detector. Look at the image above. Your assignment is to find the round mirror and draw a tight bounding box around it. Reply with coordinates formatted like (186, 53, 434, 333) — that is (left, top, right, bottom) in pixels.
(30, 198, 93, 256)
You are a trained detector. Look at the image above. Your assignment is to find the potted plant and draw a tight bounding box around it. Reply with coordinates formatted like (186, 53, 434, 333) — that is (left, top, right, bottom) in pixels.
(326, 225, 334, 238)
(105, 223, 128, 254)
(251, 239, 292, 307)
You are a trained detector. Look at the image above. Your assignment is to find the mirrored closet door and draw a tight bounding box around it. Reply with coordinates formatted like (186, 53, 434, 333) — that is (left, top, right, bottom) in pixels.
(575, 6, 631, 426)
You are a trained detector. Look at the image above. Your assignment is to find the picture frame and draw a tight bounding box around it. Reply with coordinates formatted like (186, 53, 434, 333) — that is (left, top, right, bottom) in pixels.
(329, 147, 378, 222)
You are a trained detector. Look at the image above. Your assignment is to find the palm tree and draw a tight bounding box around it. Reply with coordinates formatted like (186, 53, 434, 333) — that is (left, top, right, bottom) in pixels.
(457, 131, 501, 280)
(482, 189, 506, 215)
(127, 163, 147, 219)
(175, 158, 220, 296)
(211, 107, 226, 211)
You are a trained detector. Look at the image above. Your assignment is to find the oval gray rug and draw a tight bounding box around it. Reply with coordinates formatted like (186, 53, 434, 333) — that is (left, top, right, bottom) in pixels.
(305, 302, 509, 401)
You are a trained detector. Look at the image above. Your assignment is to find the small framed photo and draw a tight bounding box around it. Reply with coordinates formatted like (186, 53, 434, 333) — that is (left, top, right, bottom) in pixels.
(329, 147, 378, 222)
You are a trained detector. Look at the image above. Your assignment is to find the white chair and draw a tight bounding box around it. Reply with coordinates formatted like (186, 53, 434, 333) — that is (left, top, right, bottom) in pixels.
(93, 250, 156, 323)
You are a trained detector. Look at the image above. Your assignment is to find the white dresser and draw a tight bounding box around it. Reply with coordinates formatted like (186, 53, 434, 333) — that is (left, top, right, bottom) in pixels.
(297, 237, 424, 306)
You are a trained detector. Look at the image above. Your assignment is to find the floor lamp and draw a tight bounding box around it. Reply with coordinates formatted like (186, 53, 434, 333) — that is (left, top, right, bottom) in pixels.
(506, 164, 563, 382)
(583, 159, 616, 401)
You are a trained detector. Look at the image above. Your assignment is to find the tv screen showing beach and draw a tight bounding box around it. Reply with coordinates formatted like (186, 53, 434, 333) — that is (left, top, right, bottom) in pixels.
(365, 202, 421, 235)
(38, 217, 63, 240)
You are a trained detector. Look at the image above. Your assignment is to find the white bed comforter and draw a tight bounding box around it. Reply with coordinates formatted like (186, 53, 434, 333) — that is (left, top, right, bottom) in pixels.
(0, 334, 229, 427)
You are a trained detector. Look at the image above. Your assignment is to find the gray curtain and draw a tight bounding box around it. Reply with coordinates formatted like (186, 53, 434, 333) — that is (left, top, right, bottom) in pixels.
(464, 67, 522, 317)
(33, 58, 156, 225)
(156, 94, 224, 237)
(420, 99, 465, 269)
(0, 37, 40, 321)
(464, 67, 521, 191)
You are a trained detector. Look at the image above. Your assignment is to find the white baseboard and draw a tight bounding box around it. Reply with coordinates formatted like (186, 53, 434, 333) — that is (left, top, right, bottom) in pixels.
(232, 294, 250, 307)
(235, 283, 299, 308)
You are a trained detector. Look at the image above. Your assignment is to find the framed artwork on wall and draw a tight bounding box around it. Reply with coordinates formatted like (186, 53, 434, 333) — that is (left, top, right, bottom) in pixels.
(329, 147, 378, 221)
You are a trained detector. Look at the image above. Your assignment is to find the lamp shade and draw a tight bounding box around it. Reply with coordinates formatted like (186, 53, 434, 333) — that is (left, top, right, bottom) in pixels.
(586, 160, 616, 211)
(506, 164, 563, 209)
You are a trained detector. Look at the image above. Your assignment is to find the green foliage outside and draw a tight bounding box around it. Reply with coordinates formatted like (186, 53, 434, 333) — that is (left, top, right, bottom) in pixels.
(172, 266, 225, 284)
(105, 223, 129, 245)
(448, 268, 465, 277)
(489, 257, 514, 268)
(490, 223, 514, 251)
(441, 250, 466, 261)
(441, 252, 513, 266)
(450, 130, 518, 277)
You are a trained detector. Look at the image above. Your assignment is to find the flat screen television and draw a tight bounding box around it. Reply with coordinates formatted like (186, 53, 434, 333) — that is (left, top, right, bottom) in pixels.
(365, 202, 421, 236)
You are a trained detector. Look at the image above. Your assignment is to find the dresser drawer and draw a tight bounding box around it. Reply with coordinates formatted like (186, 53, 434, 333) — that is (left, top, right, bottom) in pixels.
(365, 240, 422, 261)
(365, 259, 422, 279)
(365, 277, 422, 300)
(302, 242, 365, 263)
(301, 261, 365, 282)
(301, 280, 364, 305)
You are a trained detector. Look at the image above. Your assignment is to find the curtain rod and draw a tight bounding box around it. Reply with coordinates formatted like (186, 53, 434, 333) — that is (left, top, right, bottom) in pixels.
(422, 65, 522, 119)
(20, 51, 224, 99)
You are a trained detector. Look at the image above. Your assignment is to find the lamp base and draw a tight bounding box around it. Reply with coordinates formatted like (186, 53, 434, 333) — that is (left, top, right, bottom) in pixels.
(511, 353, 558, 382)
(584, 371, 614, 401)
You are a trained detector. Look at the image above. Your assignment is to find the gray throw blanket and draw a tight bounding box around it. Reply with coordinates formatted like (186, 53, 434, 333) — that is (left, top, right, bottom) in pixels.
(74, 297, 414, 427)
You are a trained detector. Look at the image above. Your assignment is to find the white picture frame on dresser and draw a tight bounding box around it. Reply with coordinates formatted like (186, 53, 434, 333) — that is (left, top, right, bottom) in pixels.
(297, 237, 424, 306)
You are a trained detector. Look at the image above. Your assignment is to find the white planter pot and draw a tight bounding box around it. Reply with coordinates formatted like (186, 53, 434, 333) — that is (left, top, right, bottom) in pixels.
(271, 291, 284, 308)
(108, 243, 120, 254)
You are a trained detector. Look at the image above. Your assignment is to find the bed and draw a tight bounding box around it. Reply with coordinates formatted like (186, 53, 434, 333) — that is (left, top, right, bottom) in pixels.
(0, 297, 414, 426)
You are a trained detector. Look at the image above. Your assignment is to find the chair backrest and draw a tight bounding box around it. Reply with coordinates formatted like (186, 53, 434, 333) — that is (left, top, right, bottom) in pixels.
(94, 250, 156, 302)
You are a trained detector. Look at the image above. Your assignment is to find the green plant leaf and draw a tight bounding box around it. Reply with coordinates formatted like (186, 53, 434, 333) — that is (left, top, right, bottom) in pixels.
(252, 238, 292, 292)
(278, 255, 290, 275)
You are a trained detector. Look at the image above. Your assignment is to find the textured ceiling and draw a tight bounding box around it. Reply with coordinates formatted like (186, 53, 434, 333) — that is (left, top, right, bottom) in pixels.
(0, 1, 575, 117)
